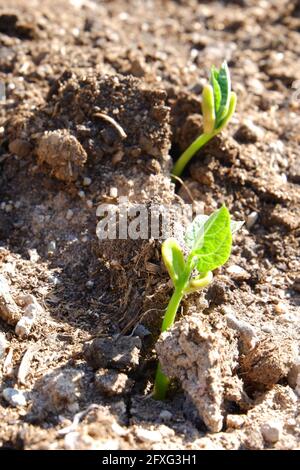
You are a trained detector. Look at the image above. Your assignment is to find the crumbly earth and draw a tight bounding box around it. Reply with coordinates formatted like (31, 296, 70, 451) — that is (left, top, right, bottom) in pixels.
(0, 0, 300, 450)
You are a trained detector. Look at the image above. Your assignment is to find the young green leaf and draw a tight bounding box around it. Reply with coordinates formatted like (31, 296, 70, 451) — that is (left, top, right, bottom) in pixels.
(154, 205, 242, 401)
(216, 91, 237, 131)
(192, 206, 232, 273)
(210, 68, 221, 115)
(161, 238, 185, 286)
(215, 62, 231, 127)
(185, 211, 243, 252)
(185, 214, 209, 250)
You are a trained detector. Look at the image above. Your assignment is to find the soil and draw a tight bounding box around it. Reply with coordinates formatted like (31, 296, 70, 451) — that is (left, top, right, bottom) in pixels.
(0, 0, 300, 450)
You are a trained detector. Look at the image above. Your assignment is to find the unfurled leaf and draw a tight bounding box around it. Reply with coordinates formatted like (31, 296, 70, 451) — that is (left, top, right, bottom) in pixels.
(185, 214, 209, 250)
(161, 238, 185, 286)
(191, 206, 232, 273)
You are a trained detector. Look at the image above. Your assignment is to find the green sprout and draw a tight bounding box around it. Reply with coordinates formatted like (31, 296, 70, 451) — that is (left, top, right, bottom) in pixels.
(172, 62, 237, 178)
(153, 206, 243, 400)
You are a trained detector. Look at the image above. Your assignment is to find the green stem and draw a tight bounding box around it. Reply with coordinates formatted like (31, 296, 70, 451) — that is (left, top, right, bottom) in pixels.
(171, 132, 215, 178)
(153, 286, 183, 400)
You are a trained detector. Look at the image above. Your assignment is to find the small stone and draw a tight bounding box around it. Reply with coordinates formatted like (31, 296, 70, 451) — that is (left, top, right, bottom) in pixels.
(66, 209, 74, 220)
(48, 274, 60, 285)
(261, 324, 274, 334)
(94, 369, 133, 396)
(135, 428, 162, 443)
(47, 240, 56, 254)
(246, 211, 258, 229)
(235, 120, 264, 143)
(0, 332, 8, 359)
(86, 200, 93, 209)
(2, 388, 27, 407)
(133, 324, 151, 338)
(85, 280, 94, 289)
(84, 335, 141, 371)
(273, 302, 286, 315)
(28, 248, 40, 263)
(226, 414, 245, 429)
(78, 190, 85, 199)
(5, 204, 13, 213)
(109, 187, 118, 198)
(159, 410, 172, 422)
(261, 420, 283, 443)
(224, 309, 258, 352)
(83, 177, 92, 186)
(226, 265, 250, 281)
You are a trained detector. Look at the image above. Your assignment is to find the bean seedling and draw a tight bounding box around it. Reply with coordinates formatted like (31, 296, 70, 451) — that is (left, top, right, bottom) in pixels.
(154, 206, 243, 400)
(172, 62, 237, 178)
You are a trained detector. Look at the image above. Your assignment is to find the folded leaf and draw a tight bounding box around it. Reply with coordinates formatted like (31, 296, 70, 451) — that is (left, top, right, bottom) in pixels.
(185, 271, 213, 294)
(161, 238, 185, 286)
(216, 61, 231, 127)
(210, 67, 221, 116)
(202, 84, 216, 134)
(216, 91, 237, 131)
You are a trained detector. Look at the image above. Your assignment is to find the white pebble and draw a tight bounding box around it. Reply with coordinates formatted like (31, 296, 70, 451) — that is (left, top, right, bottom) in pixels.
(246, 211, 258, 229)
(135, 428, 161, 443)
(2, 388, 27, 407)
(226, 414, 245, 429)
(227, 265, 249, 279)
(109, 187, 118, 198)
(86, 200, 93, 209)
(261, 420, 283, 443)
(83, 177, 92, 186)
(28, 248, 40, 263)
(5, 204, 13, 213)
(66, 209, 74, 220)
(47, 241, 56, 254)
(78, 190, 85, 199)
(273, 302, 286, 315)
(86, 280, 94, 288)
(0, 332, 8, 359)
(159, 410, 172, 422)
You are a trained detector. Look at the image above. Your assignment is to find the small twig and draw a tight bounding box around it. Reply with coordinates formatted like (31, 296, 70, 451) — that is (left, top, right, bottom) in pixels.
(170, 174, 194, 203)
(18, 343, 40, 385)
(58, 404, 100, 436)
(93, 112, 127, 140)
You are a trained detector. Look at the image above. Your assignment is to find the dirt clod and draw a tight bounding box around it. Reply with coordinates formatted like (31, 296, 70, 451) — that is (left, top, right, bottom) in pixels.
(94, 369, 133, 397)
(84, 336, 141, 372)
(156, 314, 242, 432)
(241, 337, 298, 387)
(36, 130, 88, 182)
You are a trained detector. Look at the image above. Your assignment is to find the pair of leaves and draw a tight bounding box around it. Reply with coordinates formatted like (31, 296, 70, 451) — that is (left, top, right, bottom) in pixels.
(202, 62, 237, 134)
(162, 207, 244, 288)
(210, 62, 231, 128)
